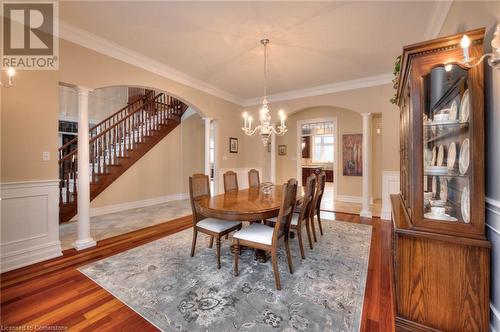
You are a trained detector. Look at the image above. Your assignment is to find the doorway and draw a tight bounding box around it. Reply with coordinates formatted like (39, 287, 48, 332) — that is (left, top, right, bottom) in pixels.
(296, 117, 338, 202)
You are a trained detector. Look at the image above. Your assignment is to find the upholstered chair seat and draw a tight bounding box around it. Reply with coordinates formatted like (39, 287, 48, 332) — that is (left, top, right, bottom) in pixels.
(232, 223, 278, 246)
(197, 219, 242, 233)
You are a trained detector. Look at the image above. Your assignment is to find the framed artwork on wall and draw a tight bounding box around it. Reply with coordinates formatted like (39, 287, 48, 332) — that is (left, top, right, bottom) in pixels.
(342, 134, 362, 176)
(278, 145, 287, 156)
(229, 137, 238, 153)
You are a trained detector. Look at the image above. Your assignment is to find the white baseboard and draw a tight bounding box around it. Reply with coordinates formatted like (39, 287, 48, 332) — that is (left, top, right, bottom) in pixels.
(337, 195, 374, 204)
(1, 241, 62, 273)
(381, 171, 400, 220)
(1, 180, 63, 273)
(70, 193, 189, 220)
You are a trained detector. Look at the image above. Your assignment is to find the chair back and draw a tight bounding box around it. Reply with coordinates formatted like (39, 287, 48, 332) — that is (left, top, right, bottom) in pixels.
(273, 178, 298, 243)
(223, 171, 239, 193)
(312, 171, 326, 215)
(248, 169, 260, 188)
(189, 173, 210, 225)
(297, 174, 317, 228)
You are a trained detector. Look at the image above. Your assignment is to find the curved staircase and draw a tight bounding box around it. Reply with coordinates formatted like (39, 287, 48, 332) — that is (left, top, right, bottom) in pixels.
(58, 91, 188, 223)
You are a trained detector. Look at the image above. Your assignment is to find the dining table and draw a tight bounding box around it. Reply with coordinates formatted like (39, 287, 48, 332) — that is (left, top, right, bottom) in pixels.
(197, 184, 304, 262)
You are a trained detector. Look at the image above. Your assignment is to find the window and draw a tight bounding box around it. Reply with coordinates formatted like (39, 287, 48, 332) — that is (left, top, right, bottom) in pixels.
(313, 135, 334, 162)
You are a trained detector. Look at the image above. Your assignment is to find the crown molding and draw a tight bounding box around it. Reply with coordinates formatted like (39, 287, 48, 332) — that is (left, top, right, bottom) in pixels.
(241, 73, 394, 107)
(58, 21, 395, 108)
(423, 0, 453, 40)
(58, 21, 245, 106)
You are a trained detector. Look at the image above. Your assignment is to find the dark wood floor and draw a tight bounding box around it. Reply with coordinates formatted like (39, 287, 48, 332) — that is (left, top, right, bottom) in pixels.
(0, 213, 395, 331)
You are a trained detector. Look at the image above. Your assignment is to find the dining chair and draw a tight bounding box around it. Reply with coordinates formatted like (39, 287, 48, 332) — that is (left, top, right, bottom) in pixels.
(189, 173, 242, 269)
(223, 170, 239, 193)
(310, 171, 326, 242)
(267, 174, 316, 259)
(248, 169, 260, 188)
(232, 178, 298, 290)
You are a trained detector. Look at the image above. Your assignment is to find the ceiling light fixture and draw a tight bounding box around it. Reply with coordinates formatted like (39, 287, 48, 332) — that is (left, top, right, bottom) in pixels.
(460, 24, 500, 69)
(242, 39, 287, 145)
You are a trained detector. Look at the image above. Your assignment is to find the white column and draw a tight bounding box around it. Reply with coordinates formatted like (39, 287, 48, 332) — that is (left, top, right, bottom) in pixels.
(204, 117, 211, 176)
(360, 113, 372, 218)
(73, 87, 96, 250)
(270, 131, 276, 183)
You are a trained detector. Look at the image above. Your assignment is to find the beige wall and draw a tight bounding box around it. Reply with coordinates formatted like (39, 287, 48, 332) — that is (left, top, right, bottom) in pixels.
(1, 70, 59, 182)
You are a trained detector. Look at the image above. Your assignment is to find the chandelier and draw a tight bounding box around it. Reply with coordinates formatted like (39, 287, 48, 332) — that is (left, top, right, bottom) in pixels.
(242, 38, 287, 145)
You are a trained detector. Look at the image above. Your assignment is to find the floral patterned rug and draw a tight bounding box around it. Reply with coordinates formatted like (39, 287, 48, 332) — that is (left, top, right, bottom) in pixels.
(79, 220, 372, 332)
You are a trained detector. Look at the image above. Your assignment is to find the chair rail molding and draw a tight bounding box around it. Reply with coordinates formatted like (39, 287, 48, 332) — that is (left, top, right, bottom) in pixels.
(380, 171, 400, 220)
(1, 180, 62, 272)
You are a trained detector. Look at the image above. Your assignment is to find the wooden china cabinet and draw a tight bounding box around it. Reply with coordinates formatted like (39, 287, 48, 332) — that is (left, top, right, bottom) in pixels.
(391, 28, 490, 331)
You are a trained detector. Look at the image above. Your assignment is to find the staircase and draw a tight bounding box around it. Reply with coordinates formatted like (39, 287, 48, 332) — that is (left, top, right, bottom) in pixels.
(58, 91, 188, 223)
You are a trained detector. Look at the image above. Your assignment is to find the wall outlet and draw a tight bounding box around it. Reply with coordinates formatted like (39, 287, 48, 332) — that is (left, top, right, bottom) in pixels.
(42, 152, 50, 161)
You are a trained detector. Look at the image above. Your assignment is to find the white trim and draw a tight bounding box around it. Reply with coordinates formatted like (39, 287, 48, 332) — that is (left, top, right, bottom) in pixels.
(296, 117, 338, 201)
(491, 303, 500, 332)
(243, 74, 393, 106)
(380, 171, 400, 220)
(1, 180, 59, 190)
(486, 197, 500, 214)
(337, 195, 374, 204)
(70, 193, 189, 220)
(423, 1, 453, 40)
(1, 180, 62, 273)
(486, 197, 500, 236)
(59, 21, 244, 106)
(0, 241, 62, 273)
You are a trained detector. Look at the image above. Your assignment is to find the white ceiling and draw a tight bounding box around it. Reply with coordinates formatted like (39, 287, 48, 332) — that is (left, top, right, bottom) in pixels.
(59, 1, 448, 104)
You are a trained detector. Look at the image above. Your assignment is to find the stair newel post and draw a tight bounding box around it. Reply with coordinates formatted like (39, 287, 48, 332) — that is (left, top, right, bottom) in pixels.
(74, 86, 96, 250)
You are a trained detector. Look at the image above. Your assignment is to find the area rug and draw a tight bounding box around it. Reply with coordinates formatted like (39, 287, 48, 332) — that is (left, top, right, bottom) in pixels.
(79, 220, 372, 332)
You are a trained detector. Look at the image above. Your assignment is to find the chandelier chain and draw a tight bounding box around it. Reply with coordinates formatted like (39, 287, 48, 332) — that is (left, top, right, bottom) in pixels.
(263, 40, 268, 100)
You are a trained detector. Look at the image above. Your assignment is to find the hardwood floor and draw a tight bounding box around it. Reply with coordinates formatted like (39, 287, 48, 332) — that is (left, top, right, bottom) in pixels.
(0, 214, 394, 331)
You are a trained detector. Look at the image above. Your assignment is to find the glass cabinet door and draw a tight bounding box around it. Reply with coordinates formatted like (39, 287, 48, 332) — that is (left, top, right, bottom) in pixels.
(422, 64, 470, 224)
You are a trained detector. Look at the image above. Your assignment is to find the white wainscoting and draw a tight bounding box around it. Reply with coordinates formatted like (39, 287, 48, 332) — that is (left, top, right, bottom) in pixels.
(380, 171, 400, 220)
(217, 167, 263, 194)
(486, 197, 500, 332)
(1, 180, 62, 273)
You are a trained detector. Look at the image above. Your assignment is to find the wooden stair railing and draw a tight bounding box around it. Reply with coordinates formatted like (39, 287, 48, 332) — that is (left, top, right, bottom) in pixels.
(58, 92, 188, 223)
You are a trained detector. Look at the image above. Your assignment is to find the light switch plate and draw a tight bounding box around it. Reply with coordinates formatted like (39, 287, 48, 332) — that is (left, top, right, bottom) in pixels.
(42, 151, 50, 161)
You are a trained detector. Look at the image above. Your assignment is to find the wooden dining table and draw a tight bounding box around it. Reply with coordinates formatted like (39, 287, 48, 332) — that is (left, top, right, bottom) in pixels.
(197, 185, 304, 222)
(197, 185, 304, 262)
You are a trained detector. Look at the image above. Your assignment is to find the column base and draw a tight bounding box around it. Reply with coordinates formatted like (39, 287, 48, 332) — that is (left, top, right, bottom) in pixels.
(360, 210, 373, 218)
(73, 238, 96, 251)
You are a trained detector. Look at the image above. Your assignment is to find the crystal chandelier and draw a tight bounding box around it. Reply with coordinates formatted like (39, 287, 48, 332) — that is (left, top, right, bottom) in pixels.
(242, 39, 287, 145)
